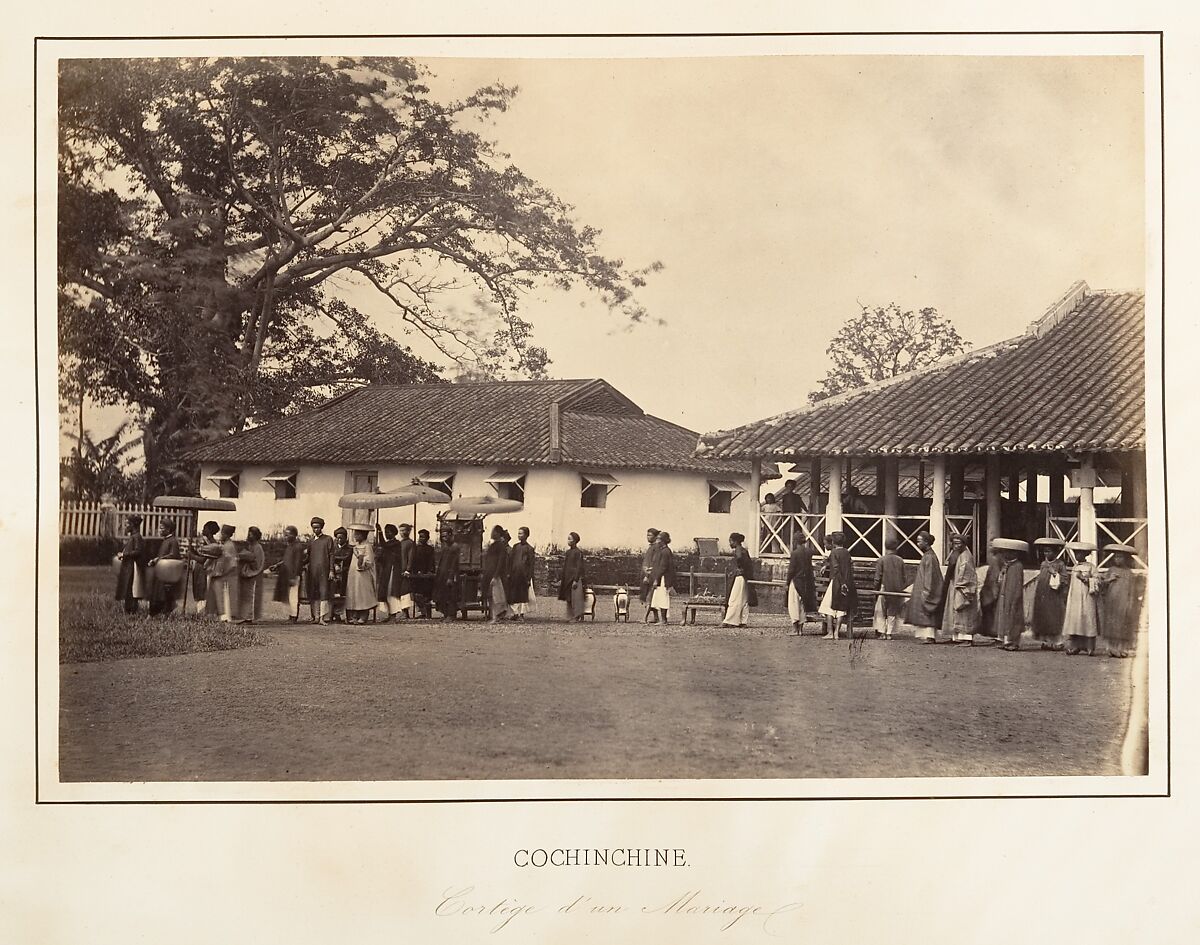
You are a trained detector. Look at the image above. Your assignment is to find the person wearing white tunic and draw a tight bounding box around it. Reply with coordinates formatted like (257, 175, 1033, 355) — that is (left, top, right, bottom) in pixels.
(722, 532, 755, 627)
(344, 525, 377, 624)
(941, 534, 980, 645)
(1062, 541, 1101, 655)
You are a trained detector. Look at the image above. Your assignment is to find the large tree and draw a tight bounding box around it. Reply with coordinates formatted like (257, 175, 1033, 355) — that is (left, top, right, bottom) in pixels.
(808, 302, 969, 404)
(58, 57, 657, 494)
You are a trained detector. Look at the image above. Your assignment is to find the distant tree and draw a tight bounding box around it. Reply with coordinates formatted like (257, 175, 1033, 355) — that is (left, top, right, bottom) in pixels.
(60, 419, 146, 503)
(808, 303, 969, 404)
(58, 56, 657, 495)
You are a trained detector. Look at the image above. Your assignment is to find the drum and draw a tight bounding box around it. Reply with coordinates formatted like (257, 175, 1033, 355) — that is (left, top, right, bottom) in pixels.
(155, 558, 187, 584)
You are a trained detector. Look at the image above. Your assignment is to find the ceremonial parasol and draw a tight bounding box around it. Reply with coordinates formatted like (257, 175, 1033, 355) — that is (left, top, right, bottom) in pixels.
(149, 495, 238, 613)
(447, 495, 524, 515)
(338, 482, 451, 529)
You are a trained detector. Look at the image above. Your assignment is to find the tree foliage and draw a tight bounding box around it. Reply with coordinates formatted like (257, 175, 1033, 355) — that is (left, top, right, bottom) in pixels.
(808, 303, 969, 404)
(60, 419, 146, 503)
(58, 56, 657, 494)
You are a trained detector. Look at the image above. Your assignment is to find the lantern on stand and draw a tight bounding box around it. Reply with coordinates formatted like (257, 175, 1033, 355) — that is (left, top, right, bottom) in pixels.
(613, 585, 630, 622)
(583, 586, 597, 621)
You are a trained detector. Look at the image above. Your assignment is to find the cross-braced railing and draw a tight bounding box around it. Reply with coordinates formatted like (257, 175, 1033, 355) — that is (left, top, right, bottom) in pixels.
(758, 513, 826, 558)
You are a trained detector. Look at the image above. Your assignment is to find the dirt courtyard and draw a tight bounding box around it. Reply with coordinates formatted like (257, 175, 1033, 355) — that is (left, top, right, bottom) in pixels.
(58, 596, 1134, 783)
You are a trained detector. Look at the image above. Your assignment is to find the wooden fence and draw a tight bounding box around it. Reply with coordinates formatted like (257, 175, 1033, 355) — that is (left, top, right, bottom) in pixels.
(59, 501, 196, 539)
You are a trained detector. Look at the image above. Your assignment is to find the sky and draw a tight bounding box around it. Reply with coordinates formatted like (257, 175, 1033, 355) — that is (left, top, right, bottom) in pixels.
(72, 53, 1146, 447)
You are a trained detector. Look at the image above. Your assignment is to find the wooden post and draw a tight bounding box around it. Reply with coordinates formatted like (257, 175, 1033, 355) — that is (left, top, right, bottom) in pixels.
(808, 457, 822, 514)
(1049, 463, 1065, 512)
(931, 456, 947, 552)
(1079, 453, 1098, 561)
(949, 459, 965, 516)
(876, 459, 886, 506)
(749, 457, 762, 557)
(826, 458, 844, 533)
(883, 457, 899, 544)
(986, 455, 1002, 548)
(1130, 452, 1148, 519)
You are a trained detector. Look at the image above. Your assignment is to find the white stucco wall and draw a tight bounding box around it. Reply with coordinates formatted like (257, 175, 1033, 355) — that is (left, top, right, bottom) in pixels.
(198, 462, 752, 551)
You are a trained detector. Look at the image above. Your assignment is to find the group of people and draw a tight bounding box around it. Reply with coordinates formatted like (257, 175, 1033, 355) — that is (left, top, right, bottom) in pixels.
(876, 531, 1142, 656)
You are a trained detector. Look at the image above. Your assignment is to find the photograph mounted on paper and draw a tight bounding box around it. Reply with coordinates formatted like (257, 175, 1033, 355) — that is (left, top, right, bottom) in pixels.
(45, 42, 1162, 793)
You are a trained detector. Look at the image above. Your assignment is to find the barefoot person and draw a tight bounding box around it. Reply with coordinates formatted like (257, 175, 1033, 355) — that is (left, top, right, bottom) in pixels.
(434, 527, 461, 620)
(1031, 538, 1069, 650)
(905, 531, 943, 644)
(482, 524, 510, 623)
(190, 519, 221, 616)
(272, 525, 305, 622)
(114, 514, 147, 615)
(211, 524, 241, 623)
(722, 532, 756, 628)
(329, 527, 353, 623)
(819, 531, 857, 639)
(1098, 544, 1140, 658)
(345, 524, 377, 624)
(507, 527, 536, 620)
(648, 531, 677, 624)
(1062, 541, 1101, 656)
(786, 536, 818, 635)
(236, 526, 267, 624)
(640, 527, 661, 623)
(941, 533, 980, 646)
(387, 523, 416, 620)
(991, 538, 1029, 651)
(410, 529, 436, 618)
(558, 532, 587, 621)
(304, 517, 334, 625)
(147, 519, 184, 616)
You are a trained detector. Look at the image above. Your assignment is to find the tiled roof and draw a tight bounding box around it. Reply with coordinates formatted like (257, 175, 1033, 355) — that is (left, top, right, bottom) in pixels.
(187, 378, 756, 476)
(696, 285, 1146, 459)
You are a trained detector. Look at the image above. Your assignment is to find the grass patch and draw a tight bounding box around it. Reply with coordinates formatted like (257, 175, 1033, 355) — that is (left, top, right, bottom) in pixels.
(59, 570, 268, 663)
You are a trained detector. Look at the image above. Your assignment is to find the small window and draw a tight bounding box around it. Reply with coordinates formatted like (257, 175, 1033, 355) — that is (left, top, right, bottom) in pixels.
(486, 470, 526, 503)
(262, 470, 298, 500)
(207, 469, 240, 499)
(580, 472, 620, 509)
(418, 470, 456, 498)
(708, 479, 746, 514)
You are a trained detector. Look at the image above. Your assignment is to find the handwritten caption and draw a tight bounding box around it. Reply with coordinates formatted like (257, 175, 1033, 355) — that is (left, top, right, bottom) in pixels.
(435, 886, 802, 934)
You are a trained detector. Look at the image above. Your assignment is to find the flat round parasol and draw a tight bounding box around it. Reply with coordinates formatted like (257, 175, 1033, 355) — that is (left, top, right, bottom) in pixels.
(151, 495, 238, 511)
(448, 495, 524, 515)
(338, 486, 451, 510)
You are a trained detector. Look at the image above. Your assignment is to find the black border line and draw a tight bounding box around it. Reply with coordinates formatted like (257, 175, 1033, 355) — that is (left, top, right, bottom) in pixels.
(35, 30, 1171, 805)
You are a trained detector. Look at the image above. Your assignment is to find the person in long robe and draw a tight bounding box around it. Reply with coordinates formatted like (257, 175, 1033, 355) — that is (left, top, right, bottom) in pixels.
(939, 534, 979, 645)
(1062, 543, 1101, 655)
(936, 538, 963, 627)
(387, 523, 416, 620)
(210, 524, 241, 623)
(410, 529, 436, 618)
(345, 525, 377, 623)
(786, 537, 818, 634)
(976, 548, 1002, 642)
(820, 527, 859, 637)
(304, 517, 334, 624)
(639, 528, 661, 622)
(1098, 546, 1140, 658)
(329, 527, 353, 623)
(482, 525, 511, 623)
(1031, 539, 1069, 649)
(722, 532, 757, 627)
(236, 526, 267, 624)
(190, 520, 221, 616)
(648, 530, 677, 624)
(375, 523, 398, 619)
(434, 528, 461, 620)
(905, 531, 943, 643)
(993, 546, 1026, 651)
(507, 527, 536, 620)
(147, 520, 184, 616)
(114, 514, 147, 614)
(558, 532, 586, 621)
(272, 525, 305, 622)
(873, 538, 907, 640)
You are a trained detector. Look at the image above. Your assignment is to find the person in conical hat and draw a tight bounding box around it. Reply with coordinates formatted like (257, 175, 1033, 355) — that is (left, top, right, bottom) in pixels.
(1062, 541, 1100, 655)
(1097, 544, 1141, 658)
(991, 539, 1029, 651)
(1031, 538, 1068, 650)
